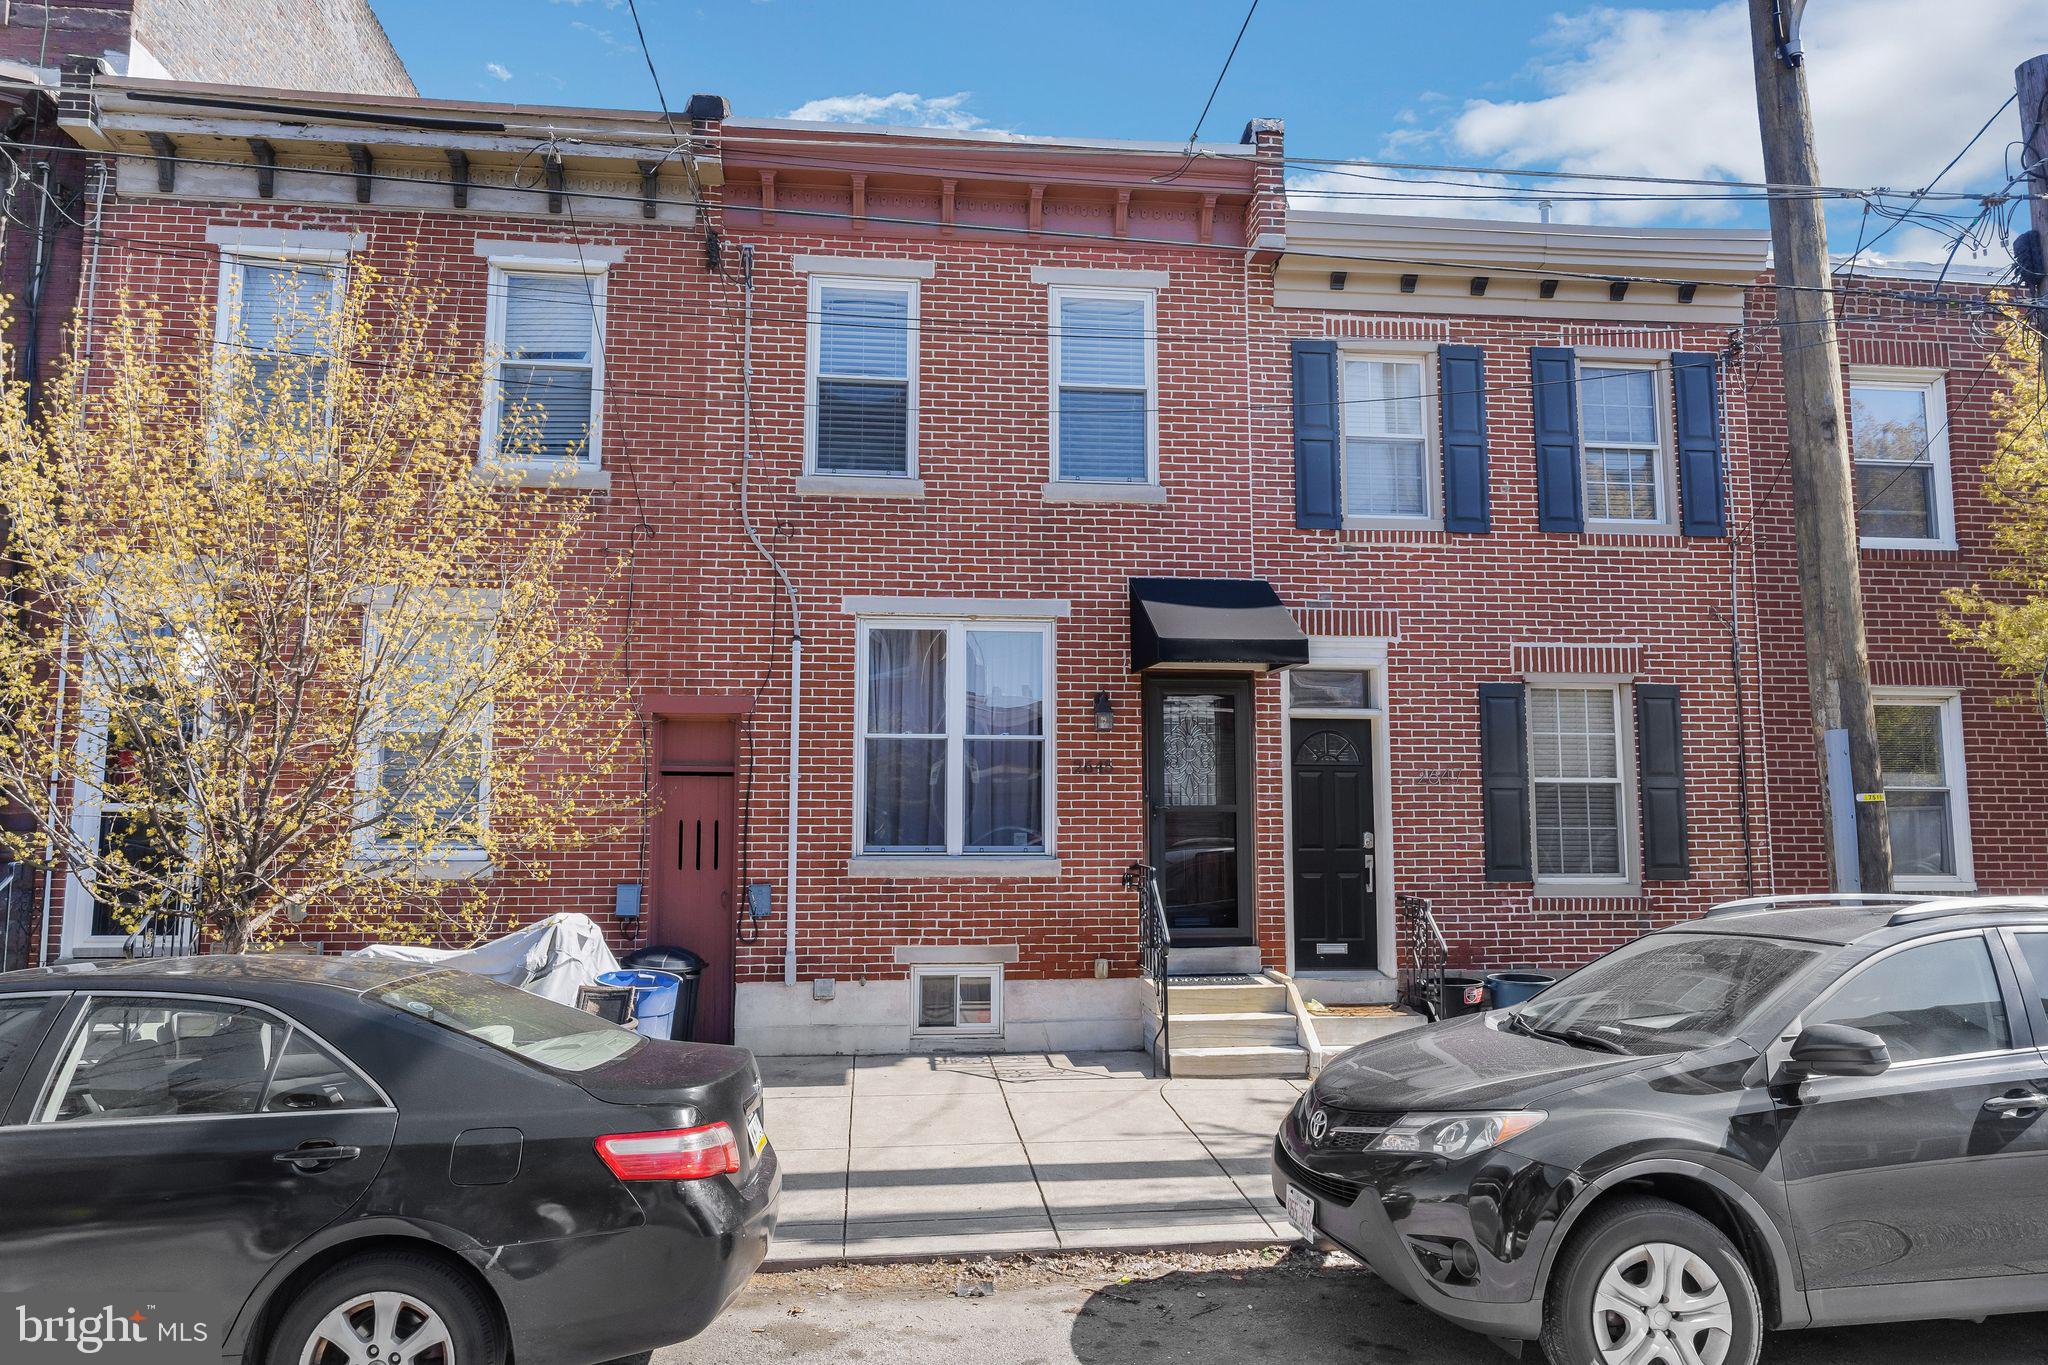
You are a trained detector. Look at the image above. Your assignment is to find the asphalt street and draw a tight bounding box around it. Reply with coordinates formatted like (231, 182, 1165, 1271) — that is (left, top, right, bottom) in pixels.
(660, 1249, 2048, 1365)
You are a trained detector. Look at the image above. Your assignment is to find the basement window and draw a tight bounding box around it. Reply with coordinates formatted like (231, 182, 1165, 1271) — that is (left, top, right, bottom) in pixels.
(911, 966, 1002, 1036)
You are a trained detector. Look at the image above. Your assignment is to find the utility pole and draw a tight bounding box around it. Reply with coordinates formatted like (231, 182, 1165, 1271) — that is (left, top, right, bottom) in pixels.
(2018, 56, 2048, 366)
(1746, 0, 1893, 893)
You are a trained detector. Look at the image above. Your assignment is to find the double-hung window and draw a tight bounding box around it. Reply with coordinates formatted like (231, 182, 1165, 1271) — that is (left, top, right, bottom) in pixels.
(1578, 364, 1667, 525)
(1528, 684, 1630, 884)
(1874, 691, 1973, 888)
(1051, 286, 1155, 484)
(361, 612, 492, 863)
(810, 277, 916, 477)
(485, 262, 605, 468)
(1340, 355, 1433, 521)
(1851, 371, 1953, 548)
(216, 250, 344, 445)
(857, 619, 1051, 858)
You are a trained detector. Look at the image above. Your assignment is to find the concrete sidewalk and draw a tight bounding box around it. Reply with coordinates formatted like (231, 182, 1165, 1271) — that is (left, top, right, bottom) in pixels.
(760, 1050, 1305, 1263)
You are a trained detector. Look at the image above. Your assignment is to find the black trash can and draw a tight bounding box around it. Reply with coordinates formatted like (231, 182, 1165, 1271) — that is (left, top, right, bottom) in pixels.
(620, 945, 708, 1042)
(1438, 973, 1492, 1019)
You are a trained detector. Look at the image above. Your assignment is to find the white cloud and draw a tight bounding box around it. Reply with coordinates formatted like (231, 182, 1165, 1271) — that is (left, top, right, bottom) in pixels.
(485, 62, 512, 82)
(785, 91, 989, 132)
(1294, 0, 2048, 256)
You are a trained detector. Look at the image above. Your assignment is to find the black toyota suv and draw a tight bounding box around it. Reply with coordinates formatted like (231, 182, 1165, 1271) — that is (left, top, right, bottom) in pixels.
(1273, 894, 2048, 1365)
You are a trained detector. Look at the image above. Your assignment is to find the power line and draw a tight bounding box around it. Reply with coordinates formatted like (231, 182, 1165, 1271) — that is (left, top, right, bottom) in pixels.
(1186, 0, 1259, 151)
(1840, 91, 2019, 276)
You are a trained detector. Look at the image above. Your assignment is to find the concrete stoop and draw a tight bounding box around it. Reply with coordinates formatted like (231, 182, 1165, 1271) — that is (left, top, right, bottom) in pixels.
(1145, 968, 1310, 1079)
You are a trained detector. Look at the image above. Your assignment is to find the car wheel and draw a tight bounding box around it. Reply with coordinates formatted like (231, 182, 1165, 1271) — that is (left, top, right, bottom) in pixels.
(266, 1251, 503, 1365)
(1540, 1195, 1762, 1365)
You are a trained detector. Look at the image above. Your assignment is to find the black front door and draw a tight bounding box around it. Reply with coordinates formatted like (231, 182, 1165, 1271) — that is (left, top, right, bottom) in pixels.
(1291, 718, 1376, 969)
(1144, 678, 1254, 945)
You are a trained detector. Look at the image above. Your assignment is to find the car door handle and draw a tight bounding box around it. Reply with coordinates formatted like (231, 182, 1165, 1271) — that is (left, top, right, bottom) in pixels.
(1983, 1091, 2048, 1118)
(273, 1142, 362, 1169)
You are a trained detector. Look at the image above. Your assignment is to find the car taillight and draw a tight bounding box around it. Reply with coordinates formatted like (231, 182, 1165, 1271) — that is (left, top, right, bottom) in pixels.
(595, 1123, 741, 1181)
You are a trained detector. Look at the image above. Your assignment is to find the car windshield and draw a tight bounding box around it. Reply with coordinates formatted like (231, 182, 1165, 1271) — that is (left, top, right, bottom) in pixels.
(366, 970, 641, 1073)
(1511, 932, 1822, 1056)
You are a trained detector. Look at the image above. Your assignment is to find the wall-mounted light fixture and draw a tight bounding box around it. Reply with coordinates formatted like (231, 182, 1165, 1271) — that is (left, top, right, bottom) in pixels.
(1091, 690, 1116, 732)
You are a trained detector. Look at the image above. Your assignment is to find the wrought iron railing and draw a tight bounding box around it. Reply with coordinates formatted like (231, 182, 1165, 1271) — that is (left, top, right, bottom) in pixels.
(1124, 861, 1171, 1074)
(1397, 893, 1449, 1022)
(123, 908, 198, 960)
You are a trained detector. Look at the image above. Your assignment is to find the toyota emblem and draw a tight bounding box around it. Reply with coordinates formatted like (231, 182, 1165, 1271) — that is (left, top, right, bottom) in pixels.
(1307, 1108, 1329, 1144)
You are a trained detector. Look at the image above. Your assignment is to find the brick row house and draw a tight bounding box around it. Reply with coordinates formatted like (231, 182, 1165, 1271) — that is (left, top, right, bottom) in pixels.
(16, 70, 2043, 1070)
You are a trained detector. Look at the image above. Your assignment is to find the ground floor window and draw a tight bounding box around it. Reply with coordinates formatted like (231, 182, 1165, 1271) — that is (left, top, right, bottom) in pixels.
(1875, 691, 1973, 888)
(1528, 684, 1629, 884)
(857, 618, 1051, 857)
(911, 966, 1002, 1036)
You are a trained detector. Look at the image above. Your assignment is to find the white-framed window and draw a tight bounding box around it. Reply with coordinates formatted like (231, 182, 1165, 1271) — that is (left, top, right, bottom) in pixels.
(1577, 362, 1670, 526)
(911, 965, 1002, 1036)
(357, 610, 493, 864)
(1527, 683, 1633, 886)
(1874, 689, 1974, 890)
(855, 618, 1052, 858)
(809, 275, 917, 477)
(1049, 285, 1156, 485)
(482, 259, 606, 469)
(1339, 354, 1436, 523)
(1289, 668, 1374, 711)
(213, 248, 347, 442)
(1851, 369, 1954, 549)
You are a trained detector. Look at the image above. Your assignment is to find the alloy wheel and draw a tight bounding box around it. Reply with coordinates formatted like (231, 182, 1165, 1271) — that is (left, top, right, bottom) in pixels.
(1590, 1240, 1735, 1365)
(297, 1290, 455, 1365)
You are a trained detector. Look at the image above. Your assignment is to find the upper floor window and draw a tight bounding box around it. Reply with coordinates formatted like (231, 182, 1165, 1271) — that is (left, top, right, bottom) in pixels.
(216, 251, 344, 443)
(485, 263, 605, 468)
(857, 618, 1050, 858)
(1874, 691, 1973, 889)
(1051, 286, 1155, 484)
(1578, 364, 1668, 525)
(1851, 371, 1953, 548)
(1529, 684, 1629, 885)
(810, 278, 916, 477)
(1341, 355, 1433, 522)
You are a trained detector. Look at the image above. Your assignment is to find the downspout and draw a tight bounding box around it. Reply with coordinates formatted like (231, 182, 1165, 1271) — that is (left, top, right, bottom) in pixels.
(733, 243, 804, 987)
(1718, 347, 1757, 892)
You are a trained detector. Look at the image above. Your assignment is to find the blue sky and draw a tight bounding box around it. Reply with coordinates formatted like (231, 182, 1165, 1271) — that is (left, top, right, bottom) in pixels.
(380, 0, 2048, 264)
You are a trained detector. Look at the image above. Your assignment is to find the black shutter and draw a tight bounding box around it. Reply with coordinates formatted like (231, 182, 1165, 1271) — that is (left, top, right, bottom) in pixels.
(1438, 344, 1490, 533)
(1290, 339, 1341, 529)
(1671, 352, 1728, 537)
(1635, 684, 1690, 880)
(1478, 682, 1532, 882)
(1529, 346, 1583, 533)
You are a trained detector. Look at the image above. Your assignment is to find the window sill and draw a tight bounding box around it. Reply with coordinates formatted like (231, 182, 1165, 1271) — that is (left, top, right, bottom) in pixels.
(1041, 480, 1167, 505)
(1894, 878, 1976, 895)
(1533, 882, 1642, 903)
(796, 474, 926, 499)
(1581, 522, 1678, 538)
(848, 855, 1060, 879)
(351, 854, 496, 881)
(479, 462, 611, 492)
(1342, 515, 1442, 533)
(1859, 539, 1958, 554)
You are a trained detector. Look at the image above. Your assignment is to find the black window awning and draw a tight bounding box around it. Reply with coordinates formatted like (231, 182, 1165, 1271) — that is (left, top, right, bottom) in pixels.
(1129, 578, 1310, 672)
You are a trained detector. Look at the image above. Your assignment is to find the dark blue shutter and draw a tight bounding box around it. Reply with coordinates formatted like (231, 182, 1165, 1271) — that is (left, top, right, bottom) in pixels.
(1478, 683, 1532, 882)
(1635, 684, 1690, 880)
(1529, 346, 1583, 533)
(1290, 339, 1341, 530)
(1671, 352, 1728, 537)
(1438, 344, 1490, 533)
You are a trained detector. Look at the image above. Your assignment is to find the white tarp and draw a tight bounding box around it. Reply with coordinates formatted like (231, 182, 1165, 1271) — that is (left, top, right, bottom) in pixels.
(348, 912, 621, 1005)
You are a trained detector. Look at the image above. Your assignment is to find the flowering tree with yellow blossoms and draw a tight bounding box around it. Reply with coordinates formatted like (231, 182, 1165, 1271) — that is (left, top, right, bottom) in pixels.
(0, 257, 634, 953)
(1948, 316, 2048, 724)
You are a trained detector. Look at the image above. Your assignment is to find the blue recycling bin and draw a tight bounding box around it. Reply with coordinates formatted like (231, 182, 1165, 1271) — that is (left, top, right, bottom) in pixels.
(598, 969, 682, 1039)
(1485, 970, 1557, 1009)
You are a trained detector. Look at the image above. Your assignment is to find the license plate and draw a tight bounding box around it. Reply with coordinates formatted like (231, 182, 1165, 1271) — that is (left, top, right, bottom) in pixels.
(744, 1104, 767, 1154)
(1285, 1184, 1316, 1241)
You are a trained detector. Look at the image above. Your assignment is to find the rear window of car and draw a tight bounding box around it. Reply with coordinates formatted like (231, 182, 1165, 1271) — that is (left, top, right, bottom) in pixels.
(366, 970, 640, 1073)
(1517, 932, 1823, 1055)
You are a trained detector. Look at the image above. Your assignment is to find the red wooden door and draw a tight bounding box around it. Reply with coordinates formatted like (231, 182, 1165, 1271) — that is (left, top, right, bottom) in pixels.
(649, 761, 737, 1045)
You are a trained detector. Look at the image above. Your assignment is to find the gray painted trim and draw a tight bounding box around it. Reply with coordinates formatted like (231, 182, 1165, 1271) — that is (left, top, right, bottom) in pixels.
(847, 856, 1062, 879)
(839, 596, 1071, 619)
(1029, 266, 1170, 289)
(206, 226, 364, 253)
(474, 240, 626, 265)
(795, 474, 926, 500)
(794, 256, 936, 280)
(1041, 480, 1169, 504)
(892, 944, 1022, 965)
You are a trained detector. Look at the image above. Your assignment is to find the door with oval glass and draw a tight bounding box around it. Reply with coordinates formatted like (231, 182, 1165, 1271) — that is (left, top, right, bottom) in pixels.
(1291, 717, 1376, 969)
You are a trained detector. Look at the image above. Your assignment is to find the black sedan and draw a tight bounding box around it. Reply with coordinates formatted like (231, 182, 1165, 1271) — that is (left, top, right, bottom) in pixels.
(0, 954, 779, 1365)
(1276, 894, 2048, 1365)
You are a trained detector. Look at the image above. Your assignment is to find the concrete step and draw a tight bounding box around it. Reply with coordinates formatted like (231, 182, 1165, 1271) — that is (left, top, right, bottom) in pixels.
(1163, 976, 1288, 1015)
(1166, 1010, 1300, 1050)
(1307, 1006, 1427, 1075)
(1169, 946, 1265, 975)
(1170, 1044, 1310, 1079)
(1295, 972, 1400, 1006)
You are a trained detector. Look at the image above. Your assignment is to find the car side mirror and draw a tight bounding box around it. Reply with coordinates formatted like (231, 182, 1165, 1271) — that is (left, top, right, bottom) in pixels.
(1788, 1022, 1891, 1078)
